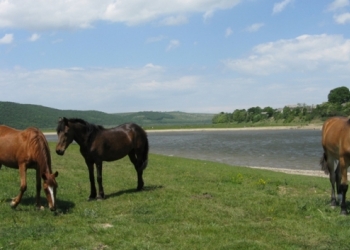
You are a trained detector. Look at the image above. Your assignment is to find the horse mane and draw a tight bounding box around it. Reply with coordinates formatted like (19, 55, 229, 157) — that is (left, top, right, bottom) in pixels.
(28, 128, 52, 175)
(59, 118, 105, 144)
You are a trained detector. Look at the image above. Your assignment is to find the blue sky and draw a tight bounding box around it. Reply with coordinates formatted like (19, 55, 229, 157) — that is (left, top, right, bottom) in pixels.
(0, 0, 350, 113)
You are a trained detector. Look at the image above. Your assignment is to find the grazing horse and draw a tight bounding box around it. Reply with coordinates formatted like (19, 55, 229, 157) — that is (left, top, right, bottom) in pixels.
(0, 125, 58, 210)
(55, 118, 149, 200)
(320, 116, 350, 215)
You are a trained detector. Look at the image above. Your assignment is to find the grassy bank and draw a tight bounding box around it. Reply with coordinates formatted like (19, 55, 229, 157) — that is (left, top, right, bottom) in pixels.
(0, 143, 349, 249)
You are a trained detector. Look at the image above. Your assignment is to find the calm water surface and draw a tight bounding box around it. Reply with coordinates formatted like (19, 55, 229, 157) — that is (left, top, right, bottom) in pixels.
(46, 129, 322, 170)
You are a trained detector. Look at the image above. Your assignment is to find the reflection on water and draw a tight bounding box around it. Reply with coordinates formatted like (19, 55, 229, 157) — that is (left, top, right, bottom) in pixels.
(147, 129, 322, 170)
(46, 129, 323, 170)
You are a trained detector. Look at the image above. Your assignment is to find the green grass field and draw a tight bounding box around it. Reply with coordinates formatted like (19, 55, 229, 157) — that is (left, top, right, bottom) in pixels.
(0, 142, 349, 250)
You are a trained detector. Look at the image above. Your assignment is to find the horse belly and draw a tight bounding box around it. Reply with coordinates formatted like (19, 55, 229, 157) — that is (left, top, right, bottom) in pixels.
(93, 136, 132, 162)
(102, 147, 130, 162)
(0, 158, 19, 169)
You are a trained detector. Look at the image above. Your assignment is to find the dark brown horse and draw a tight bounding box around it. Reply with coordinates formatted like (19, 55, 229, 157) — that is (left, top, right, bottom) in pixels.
(0, 125, 58, 210)
(55, 118, 149, 200)
(320, 116, 350, 215)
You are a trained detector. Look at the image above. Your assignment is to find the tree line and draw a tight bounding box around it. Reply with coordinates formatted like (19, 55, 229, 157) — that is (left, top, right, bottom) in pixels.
(212, 86, 350, 124)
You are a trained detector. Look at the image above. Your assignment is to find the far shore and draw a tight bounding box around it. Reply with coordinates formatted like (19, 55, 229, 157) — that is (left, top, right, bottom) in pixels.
(145, 124, 322, 133)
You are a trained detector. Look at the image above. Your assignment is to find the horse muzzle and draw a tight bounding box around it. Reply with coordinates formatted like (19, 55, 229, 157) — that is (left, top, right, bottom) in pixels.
(55, 149, 65, 156)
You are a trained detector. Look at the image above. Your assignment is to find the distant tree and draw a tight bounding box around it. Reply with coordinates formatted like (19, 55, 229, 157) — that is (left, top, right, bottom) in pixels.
(314, 102, 342, 117)
(262, 106, 274, 118)
(212, 112, 231, 124)
(247, 106, 262, 115)
(232, 109, 247, 123)
(328, 86, 350, 104)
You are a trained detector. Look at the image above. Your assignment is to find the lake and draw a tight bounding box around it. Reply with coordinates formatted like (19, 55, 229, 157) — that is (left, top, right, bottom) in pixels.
(46, 128, 323, 171)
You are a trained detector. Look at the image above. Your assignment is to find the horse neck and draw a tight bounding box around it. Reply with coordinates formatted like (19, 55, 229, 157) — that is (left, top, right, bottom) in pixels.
(70, 122, 91, 148)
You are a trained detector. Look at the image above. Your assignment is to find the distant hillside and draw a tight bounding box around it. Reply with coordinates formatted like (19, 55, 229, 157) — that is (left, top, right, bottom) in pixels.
(0, 101, 214, 130)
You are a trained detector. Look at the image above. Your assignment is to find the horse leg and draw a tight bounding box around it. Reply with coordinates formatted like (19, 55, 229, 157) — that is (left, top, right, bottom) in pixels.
(96, 163, 105, 199)
(339, 157, 349, 215)
(335, 162, 341, 205)
(326, 155, 337, 206)
(128, 151, 144, 191)
(11, 164, 27, 208)
(35, 169, 43, 209)
(85, 160, 97, 200)
(329, 169, 337, 207)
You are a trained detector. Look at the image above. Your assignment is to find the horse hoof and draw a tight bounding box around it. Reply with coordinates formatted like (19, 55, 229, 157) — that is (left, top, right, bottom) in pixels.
(36, 206, 45, 211)
(341, 210, 348, 216)
(10, 201, 18, 208)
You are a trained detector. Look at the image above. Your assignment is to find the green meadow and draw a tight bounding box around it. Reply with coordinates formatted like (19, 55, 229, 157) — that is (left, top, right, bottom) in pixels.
(0, 142, 350, 250)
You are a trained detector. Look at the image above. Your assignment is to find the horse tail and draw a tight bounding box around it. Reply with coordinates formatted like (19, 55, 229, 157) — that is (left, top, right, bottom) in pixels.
(320, 152, 329, 175)
(141, 135, 149, 171)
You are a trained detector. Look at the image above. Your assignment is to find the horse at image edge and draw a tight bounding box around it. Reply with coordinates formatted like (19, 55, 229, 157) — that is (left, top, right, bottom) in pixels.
(320, 116, 350, 215)
(0, 125, 58, 210)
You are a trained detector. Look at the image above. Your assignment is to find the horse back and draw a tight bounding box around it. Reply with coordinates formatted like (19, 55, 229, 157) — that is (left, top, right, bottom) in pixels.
(0, 126, 49, 168)
(322, 117, 350, 158)
(90, 123, 147, 161)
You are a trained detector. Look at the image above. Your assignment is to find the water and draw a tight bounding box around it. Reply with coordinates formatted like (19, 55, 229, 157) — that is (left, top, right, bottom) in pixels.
(46, 128, 323, 170)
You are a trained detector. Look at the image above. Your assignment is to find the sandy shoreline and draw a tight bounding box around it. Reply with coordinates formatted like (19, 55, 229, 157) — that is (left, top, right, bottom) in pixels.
(248, 166, 329, 178)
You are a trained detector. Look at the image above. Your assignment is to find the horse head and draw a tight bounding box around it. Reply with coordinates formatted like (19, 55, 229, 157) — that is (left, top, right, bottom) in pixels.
(42, 171, 59, 211)
(56, 117, 74, 155)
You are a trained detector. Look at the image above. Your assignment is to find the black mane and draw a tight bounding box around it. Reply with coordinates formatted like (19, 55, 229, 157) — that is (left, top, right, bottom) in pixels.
(57, 118, 104, 143)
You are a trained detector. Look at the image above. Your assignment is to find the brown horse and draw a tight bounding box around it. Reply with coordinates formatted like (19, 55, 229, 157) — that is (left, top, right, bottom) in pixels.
(55, 118, 149, 200)
(0, 125, 58, 210)
(320, 116, 350, 215)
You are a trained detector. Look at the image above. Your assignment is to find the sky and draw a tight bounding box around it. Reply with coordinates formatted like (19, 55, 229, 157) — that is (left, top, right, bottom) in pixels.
(1, 0, 350, 114)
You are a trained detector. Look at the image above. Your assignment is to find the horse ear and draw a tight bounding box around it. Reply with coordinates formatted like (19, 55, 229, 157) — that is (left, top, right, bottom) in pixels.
(59, 117, 69, 126)
(54, 171, 59, 178)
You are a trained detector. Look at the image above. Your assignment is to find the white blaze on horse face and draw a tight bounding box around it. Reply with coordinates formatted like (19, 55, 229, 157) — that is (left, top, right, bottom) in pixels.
(48, 186, 55, 207)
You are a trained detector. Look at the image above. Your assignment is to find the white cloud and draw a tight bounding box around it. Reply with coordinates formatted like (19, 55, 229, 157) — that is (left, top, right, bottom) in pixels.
(334, 12, 350, 24)
(146, 35, 167, 43)
(0, 33, 13, 44)
(224, 34, 350, 75)
(328, 0, 349, 11)
(0, 0, 241, 30)
(159, 15, 188, 26)
(273, 0, 293, 14)
(225, 27, 233, 37)
(166, 40, 180, 51)
(28, 33, 40, 42)
(0, 64, 209, 112)
(203, 10, 214, 21)
(246, 23, 264, 33)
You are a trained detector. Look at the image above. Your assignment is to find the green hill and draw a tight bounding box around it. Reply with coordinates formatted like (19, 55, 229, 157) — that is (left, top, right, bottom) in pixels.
(0, 101, 213, 130)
